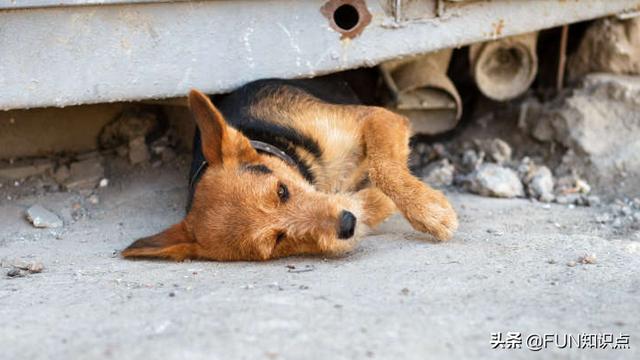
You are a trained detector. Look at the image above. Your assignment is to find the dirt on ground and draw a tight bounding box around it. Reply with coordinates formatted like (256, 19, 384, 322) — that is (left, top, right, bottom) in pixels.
(1, 144, 639, 359)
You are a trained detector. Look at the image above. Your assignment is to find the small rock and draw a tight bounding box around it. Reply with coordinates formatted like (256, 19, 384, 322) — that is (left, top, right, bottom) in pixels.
(27, 262, 44, 273)
(578, 254, 597, 265)
(612, 217, 623, 228)
(151, 145, 165, 155)
(555, 194, 582, 205)
(477, 138, 512, 165)
(287, 264, 315, 273)
(99, 108, 158, 149)
(414, 142, 430, 157)
(128, 136, 150, 165)
(400, 288, 410, 296)
(422, 159, 454, 187)
(53, 165, 71, 184)
(64, 159, 104, 190)
(526, 166, 554, 202)
(586, 195, 601, 207)
(516, 156, 534, 179)
(99, 178, 109, 188)
(575, 179, 591, 194)
(88, 194, 100, 205)
(460, 149, 484, 172)
(555, 175, 592, 196)
(431, 143, 448, 159)
(468, 164, 524, 198)
(486, 228, 504, 236)
(567, 261, 577, 267)
(6, 268, 24, 278)
(25, 204, 63, 228)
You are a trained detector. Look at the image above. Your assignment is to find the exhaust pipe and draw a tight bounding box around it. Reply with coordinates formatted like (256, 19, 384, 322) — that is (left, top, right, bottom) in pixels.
(380, 49, 462, 135)
(469, 32, 539, 101)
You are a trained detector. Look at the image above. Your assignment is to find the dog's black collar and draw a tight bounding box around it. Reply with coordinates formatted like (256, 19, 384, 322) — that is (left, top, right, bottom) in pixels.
(249, 140, 297, 166)
(188, 140, 298, 197)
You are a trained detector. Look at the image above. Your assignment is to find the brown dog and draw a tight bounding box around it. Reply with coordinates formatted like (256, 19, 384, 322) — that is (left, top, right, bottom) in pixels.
(122, 79, 458, 261)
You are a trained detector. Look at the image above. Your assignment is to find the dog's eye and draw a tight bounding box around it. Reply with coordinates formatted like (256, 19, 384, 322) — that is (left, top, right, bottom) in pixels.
(277, 183, 289, 202)
(275, 232, 286, 245)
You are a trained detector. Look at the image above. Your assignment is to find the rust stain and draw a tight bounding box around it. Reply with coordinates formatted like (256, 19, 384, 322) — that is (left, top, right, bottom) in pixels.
(491, 19, 505, 38)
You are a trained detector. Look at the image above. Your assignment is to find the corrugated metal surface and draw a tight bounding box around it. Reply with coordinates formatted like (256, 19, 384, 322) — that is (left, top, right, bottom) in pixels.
(0, 0, 638, 110)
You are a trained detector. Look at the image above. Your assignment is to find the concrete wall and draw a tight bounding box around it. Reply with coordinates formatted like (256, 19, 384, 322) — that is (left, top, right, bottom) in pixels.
(0, 104, 125, 159)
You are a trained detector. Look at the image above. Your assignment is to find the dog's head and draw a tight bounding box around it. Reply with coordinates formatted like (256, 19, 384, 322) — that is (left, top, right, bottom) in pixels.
(122, 90, 363, 261)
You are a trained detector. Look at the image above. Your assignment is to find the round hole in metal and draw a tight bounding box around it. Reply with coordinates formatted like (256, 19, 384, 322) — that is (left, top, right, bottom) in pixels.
(333, 4, 360, 31)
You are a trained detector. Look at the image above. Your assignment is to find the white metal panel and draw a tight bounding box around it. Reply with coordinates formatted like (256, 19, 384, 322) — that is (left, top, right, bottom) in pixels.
(0, 0, 638, 110)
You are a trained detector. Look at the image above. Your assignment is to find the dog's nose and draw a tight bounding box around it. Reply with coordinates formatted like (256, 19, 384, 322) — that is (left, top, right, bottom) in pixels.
(337, 210, 357, 239)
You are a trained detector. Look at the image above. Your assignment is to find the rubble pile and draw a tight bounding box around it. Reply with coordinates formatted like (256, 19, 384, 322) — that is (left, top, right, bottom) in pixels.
(412, 137, 596, 206)
(520, 73, 640, 199)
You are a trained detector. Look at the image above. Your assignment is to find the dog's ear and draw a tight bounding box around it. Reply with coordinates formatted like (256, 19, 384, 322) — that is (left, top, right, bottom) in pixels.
(121, 222, 197, 261)
(188, 89, 258, 166)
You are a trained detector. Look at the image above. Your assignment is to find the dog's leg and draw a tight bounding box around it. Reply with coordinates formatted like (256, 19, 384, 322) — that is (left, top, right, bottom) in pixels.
(355, 187, 396, 228)
(359, 108, 458, 240)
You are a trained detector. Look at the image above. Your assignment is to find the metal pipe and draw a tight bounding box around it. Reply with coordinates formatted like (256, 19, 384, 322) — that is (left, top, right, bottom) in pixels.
(469, 32, 539, 101)
(380, 49, 462, 135)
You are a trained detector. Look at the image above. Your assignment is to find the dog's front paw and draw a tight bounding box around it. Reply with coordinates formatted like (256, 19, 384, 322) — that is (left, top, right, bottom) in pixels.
(403, 190, 458, 241)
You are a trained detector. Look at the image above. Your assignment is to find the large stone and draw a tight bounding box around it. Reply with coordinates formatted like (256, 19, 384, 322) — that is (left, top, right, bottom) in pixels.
(63, 159, 104, 190)
(469, 164, 524, 198)
(524, 74, 640, 199)
(25, 204, 63, 228)
(568, 17, 640, 81)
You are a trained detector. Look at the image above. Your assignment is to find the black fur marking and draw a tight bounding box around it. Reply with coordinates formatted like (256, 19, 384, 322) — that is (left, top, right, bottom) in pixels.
(211, 78, 361, 185)
(242, 164, 272, 175)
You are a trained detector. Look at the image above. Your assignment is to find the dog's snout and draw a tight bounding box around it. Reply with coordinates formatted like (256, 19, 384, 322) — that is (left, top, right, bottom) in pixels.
(337, 210, 356, 239)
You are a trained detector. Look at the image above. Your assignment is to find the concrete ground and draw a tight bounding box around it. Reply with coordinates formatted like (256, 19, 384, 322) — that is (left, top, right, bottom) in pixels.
(1, 158, 638, 360)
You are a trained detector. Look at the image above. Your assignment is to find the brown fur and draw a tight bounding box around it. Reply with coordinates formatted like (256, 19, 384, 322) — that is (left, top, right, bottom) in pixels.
(122, 87, 458, 261)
